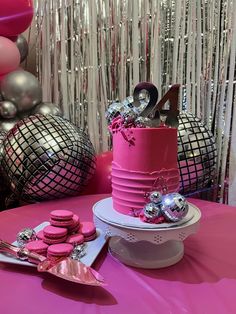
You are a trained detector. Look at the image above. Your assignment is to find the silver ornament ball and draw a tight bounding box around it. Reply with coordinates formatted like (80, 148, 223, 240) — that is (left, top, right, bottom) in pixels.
(178, 112, 217, 194)
(16, 228, 37, 247)
(120, 107, 138, 124)
(105, 102, 124, 124)
(122, 96, 134, 109)
(70, 244, 86, 260)
(0, 114, 96, 202)
(0, 100, 18, 118)
(15, 34, 29, 63)
(122, 95, 149, 115)
(149, 191, 162, 204)
(1, 70, 42, 113)
(134, 116, 152, 128)
(161, 193, 188, 222)
(143, 202, 161, 219)
(31, 102, 63, 117)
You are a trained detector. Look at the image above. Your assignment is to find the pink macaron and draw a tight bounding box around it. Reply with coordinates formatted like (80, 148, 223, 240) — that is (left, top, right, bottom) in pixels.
(25, 240, 49, 256)
(50, 209, 74, 228)
(67, 214, 80, 234)
(43, 225, 68, 244)
(66, 233, 84, 246)
(47, 243, 73, 260)
(80, 222, 97, 241)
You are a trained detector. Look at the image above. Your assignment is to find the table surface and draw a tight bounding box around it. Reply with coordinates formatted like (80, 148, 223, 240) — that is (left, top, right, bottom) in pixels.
(0, 194, 235, 314)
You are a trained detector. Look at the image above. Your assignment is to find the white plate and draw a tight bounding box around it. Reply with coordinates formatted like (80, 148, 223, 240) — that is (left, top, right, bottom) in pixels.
(0, 222, 107, 267)
(93, 197, 194, 230)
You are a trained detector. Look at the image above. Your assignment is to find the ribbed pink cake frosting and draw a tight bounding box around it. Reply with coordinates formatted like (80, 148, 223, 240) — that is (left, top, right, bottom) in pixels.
(111, 126, 180, 215)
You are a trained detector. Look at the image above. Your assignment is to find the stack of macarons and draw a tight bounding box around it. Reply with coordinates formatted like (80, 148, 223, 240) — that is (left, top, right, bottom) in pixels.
(25, 209, 97, 260)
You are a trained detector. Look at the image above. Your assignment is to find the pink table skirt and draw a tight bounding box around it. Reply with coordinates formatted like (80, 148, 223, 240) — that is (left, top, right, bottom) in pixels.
(0, 194, 235, 314)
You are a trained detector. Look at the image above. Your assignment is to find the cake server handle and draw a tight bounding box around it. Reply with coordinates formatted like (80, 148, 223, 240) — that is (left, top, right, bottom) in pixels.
(0, 239, 46, 264)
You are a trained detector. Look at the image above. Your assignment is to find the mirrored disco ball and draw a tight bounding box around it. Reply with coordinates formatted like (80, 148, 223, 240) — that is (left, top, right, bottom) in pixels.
(0, 115, 96, 202)
(0, 130, 9, 210)
(0, 130, 7, 190)
(178, 112, 217, 195)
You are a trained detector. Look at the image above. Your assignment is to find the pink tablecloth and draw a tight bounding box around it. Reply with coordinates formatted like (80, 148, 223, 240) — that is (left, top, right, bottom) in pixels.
(0, 194, 235, 314)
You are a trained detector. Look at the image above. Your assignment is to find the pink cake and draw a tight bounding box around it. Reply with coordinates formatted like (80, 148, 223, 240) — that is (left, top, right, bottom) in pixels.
(111, 126, 180, 215)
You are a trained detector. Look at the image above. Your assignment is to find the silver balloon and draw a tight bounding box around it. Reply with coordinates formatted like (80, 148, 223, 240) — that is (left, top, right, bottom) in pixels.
(0, 100, 17, 118)
(1, 114, 96, 202)
(1, 70, 42, 113)
(0, 117, 20, 132)
(178, 112, 217, 194)
(0, 130, 8, 197)
(15, 35, 29, 63)
(31, 102, 63, 116)
(0, 130, 6, 158)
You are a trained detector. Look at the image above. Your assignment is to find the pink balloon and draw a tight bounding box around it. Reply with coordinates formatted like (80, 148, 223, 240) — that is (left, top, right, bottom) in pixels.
(0, 36, 20, 75)
(82, 151, 113, 195)
(0, 0, 34, 37)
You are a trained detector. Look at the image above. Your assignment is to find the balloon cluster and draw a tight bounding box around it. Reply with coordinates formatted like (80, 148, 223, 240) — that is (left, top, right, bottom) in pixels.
(0, 1, 63, 134)
(140, 191, 189, 224)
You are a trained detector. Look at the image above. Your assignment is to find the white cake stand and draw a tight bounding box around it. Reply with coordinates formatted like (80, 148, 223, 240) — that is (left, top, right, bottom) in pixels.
(93, 197, 201, 269)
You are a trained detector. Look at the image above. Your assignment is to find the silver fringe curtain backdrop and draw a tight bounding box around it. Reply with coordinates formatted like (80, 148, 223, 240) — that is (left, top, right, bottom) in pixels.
(33, 0, 236, 204)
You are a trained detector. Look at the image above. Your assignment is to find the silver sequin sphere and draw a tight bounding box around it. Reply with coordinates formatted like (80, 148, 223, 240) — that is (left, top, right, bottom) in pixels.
(17, 228, 36, 247)
(143, 202, 161, 219)
(161, 193, 188, 222)
(0, 115, 96, 202)
(178, 112, 217, 194)
(149, 191, 162, 204)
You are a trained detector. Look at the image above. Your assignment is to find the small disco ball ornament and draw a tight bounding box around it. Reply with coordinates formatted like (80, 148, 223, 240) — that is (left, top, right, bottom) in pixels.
(143, 202, 161, 219)
(161, 193, 188, 222)
(134, 116, 152, 128)
(122, 96, 134, 109)
(178, 112, 217, 194)
(70, 244, 86, 260)
(149, 191, 162, 204)
(120, 107, 138, 125)
(122, 94, 149, 115)
(105, 102, 124, 125)
(1, 114, 96, 202)
(17, 227, 36, 247)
